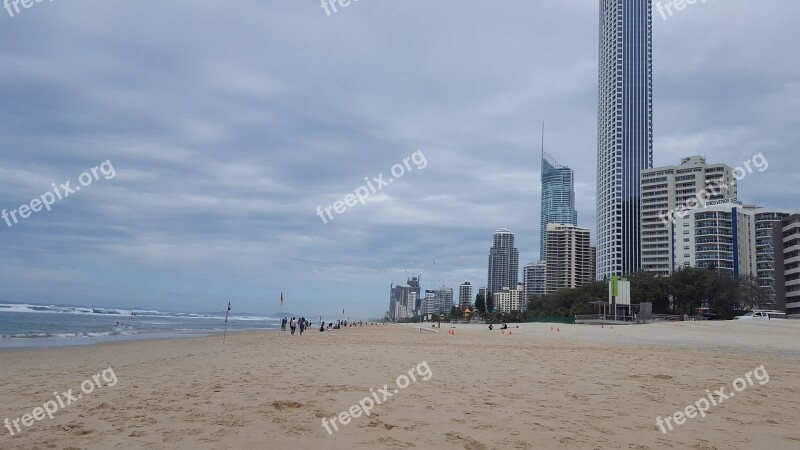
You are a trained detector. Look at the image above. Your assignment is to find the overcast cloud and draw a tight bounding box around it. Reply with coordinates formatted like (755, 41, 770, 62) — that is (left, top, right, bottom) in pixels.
(0, 0, 797, 318)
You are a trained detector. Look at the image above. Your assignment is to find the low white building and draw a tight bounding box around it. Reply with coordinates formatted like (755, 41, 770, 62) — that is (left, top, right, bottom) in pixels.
(494, 283, 525, 313)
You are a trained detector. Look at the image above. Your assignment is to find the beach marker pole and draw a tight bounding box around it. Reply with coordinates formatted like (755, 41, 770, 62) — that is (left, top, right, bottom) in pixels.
(223, 301, 231, 344)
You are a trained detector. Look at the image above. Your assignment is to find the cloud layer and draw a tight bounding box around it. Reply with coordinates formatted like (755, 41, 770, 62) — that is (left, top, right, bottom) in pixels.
(1, 0, 797, 317)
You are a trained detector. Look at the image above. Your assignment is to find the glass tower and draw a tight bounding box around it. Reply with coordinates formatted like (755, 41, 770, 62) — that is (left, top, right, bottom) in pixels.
(596, 0, 654, 279)
(541, 152, 578, 260)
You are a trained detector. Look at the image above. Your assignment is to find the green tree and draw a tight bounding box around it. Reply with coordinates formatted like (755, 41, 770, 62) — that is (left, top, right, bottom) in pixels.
(475, 293, 486, 316)
(628, 271, 671, 313)
(734, 275, 768, 310)
(486, 293, 495, 315)
(705, 271, 739, 319)
(670, 267, 711, 314)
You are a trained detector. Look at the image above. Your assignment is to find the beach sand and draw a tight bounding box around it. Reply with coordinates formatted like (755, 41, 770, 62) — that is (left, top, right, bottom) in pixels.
(0, 320, 798, 449)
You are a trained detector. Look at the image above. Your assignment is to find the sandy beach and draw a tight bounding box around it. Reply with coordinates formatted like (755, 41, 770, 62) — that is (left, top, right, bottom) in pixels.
(1, 321, 798, 449)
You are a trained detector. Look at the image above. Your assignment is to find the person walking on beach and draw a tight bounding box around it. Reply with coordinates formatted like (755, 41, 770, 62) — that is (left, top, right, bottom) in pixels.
(290, 317, 297, 335)
(299, 317, 306, 335)
(281, 317, 287, 331)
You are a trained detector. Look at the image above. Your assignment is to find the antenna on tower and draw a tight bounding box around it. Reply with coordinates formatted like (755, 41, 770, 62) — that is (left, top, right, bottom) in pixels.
(541, 121, 545, 155)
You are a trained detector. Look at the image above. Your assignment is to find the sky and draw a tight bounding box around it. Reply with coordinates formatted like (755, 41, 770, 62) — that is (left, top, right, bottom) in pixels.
(1, 0, 798, 319)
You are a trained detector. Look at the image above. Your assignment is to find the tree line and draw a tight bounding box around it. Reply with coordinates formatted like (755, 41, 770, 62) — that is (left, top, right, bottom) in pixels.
(419, 267, 768, 323)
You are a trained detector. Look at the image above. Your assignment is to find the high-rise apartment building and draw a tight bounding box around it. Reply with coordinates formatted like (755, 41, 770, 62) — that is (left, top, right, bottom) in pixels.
(773, 214, 800, 315)
(676, 201, 797, 299)
(523, 261, 547, 300)
(596, 0, 654, 279)
(487, 228, 519, 295)
(545, 224, 596, 294)
(541, 152, 577, 260)
(754, 210, 794, 301)
(641, 156, 737, 276)
(458, 282, 473, 310)
(675, 200, 755, 277)
(421, 286, 454, 315)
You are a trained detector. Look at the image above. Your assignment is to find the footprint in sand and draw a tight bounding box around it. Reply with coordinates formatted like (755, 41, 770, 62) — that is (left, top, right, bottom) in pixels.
(445, 431, 488, 450)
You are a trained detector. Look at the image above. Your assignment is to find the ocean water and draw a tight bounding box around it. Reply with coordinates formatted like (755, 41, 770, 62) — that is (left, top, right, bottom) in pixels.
(0, 303, 280, 347)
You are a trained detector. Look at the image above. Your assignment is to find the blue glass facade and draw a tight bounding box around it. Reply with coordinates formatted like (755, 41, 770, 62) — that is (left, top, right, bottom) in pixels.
(596, 0, 654, 279)
(540, 152, 577, 260)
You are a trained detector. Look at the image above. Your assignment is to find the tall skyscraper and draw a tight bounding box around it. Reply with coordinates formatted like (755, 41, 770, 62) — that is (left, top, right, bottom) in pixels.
(487, 228, 520, 295)
(541, 152, 577, 260)
(596, 0, 654, 279)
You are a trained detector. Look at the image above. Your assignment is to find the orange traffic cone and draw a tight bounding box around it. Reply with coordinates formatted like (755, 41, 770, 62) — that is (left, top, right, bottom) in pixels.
(557, 327, 560, 332)
(601, 324, 604, 329)
(509, 330, 512, 335)
(550, 326, 553, 331)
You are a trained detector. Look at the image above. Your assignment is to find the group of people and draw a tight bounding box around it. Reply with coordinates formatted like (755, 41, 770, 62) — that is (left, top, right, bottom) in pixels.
(281, 317, 311, 335)
(280, 318, 376, 335)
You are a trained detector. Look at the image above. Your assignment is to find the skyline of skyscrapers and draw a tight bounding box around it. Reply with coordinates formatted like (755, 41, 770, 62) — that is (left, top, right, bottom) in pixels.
(596, 0, 654, 279)
(384, 1, 796, 321)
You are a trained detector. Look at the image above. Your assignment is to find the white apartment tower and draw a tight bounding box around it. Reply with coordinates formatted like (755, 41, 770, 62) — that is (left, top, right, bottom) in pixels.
(641, 156, 737, 276)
